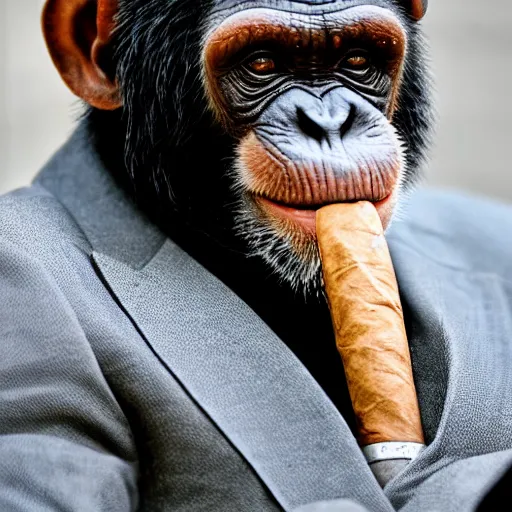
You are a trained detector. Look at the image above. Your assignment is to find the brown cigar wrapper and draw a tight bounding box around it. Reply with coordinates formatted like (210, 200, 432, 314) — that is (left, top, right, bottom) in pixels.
(316, 202, 424, 447)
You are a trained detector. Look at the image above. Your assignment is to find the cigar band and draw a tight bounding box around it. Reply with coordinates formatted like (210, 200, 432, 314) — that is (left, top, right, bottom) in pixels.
(363, 442, 425, 464)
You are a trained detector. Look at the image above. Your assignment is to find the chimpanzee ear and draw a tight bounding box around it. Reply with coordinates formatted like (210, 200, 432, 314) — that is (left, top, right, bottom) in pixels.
(402, 0, 428, 21)
(42, 0, 122, 110)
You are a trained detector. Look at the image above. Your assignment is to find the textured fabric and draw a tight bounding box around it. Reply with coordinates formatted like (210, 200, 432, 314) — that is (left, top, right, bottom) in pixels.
(293, 499, 370, 512)
(0, 124, 512, 511)
(93, 242, 390, 512)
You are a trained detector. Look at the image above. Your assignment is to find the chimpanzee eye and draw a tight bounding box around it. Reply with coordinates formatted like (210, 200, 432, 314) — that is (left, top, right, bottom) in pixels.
(247, 56, 276, 75)
(341, 51, 370, 70)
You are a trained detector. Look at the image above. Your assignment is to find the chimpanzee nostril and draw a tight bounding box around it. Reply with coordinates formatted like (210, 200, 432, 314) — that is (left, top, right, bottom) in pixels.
(296, 103, 355, 146)
(297, 107, 326, 144)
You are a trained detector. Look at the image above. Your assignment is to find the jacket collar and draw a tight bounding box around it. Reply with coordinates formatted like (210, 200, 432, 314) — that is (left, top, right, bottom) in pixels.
(36, 122, 166, 269)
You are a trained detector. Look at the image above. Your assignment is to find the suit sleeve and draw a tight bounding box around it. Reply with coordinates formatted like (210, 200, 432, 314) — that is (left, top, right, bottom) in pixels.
(0, 239, 138, 511)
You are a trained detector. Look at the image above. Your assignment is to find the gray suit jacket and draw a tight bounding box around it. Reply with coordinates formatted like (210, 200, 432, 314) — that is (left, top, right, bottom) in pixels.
(1, 125, 512, 512)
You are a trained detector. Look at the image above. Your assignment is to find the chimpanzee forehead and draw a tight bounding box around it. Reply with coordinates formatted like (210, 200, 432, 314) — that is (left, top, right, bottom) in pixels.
(207, 1, 402, 38)
(210, 0, 396, 17)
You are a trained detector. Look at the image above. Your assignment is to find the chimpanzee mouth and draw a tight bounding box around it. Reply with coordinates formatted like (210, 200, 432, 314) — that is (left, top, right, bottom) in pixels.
(252, 192, 395, 234)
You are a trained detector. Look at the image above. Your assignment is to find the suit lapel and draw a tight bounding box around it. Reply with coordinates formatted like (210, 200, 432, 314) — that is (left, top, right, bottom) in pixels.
(93, 240, 392, 512)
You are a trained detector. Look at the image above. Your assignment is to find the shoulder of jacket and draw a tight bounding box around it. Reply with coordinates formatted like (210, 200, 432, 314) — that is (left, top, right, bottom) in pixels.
(0, 185, 91, 252)
(389, 187, 512, 277)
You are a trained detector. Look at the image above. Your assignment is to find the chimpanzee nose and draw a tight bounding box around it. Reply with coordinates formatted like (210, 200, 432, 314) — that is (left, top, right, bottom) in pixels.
(255, 87, 361, 156)
(296, 96, 355, 147)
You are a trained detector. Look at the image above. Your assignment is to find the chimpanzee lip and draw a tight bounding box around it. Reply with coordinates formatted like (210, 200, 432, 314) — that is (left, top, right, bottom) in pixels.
(252, 193, 393, 234)
(254, 193, 390, 211)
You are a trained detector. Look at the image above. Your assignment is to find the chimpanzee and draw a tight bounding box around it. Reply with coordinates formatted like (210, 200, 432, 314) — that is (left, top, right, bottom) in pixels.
(43, 0, 433, 419)
(1, 0, 511, 511)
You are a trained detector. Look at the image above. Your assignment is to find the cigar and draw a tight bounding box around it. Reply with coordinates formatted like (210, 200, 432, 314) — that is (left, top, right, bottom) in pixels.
(316, 202, 425, 487)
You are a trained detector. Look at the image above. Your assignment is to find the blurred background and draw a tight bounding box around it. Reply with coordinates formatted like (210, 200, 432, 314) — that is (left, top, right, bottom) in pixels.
(0, 1, 511, 199)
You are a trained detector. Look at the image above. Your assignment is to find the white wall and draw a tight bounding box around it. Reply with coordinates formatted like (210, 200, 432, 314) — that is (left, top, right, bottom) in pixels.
(0, 0, 76, 194)
(424, 2, 512, 202)
(1, 1, 511, 202)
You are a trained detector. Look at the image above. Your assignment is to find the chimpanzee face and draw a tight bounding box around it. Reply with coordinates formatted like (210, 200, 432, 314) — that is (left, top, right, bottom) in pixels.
(43, 0, 432, 292)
